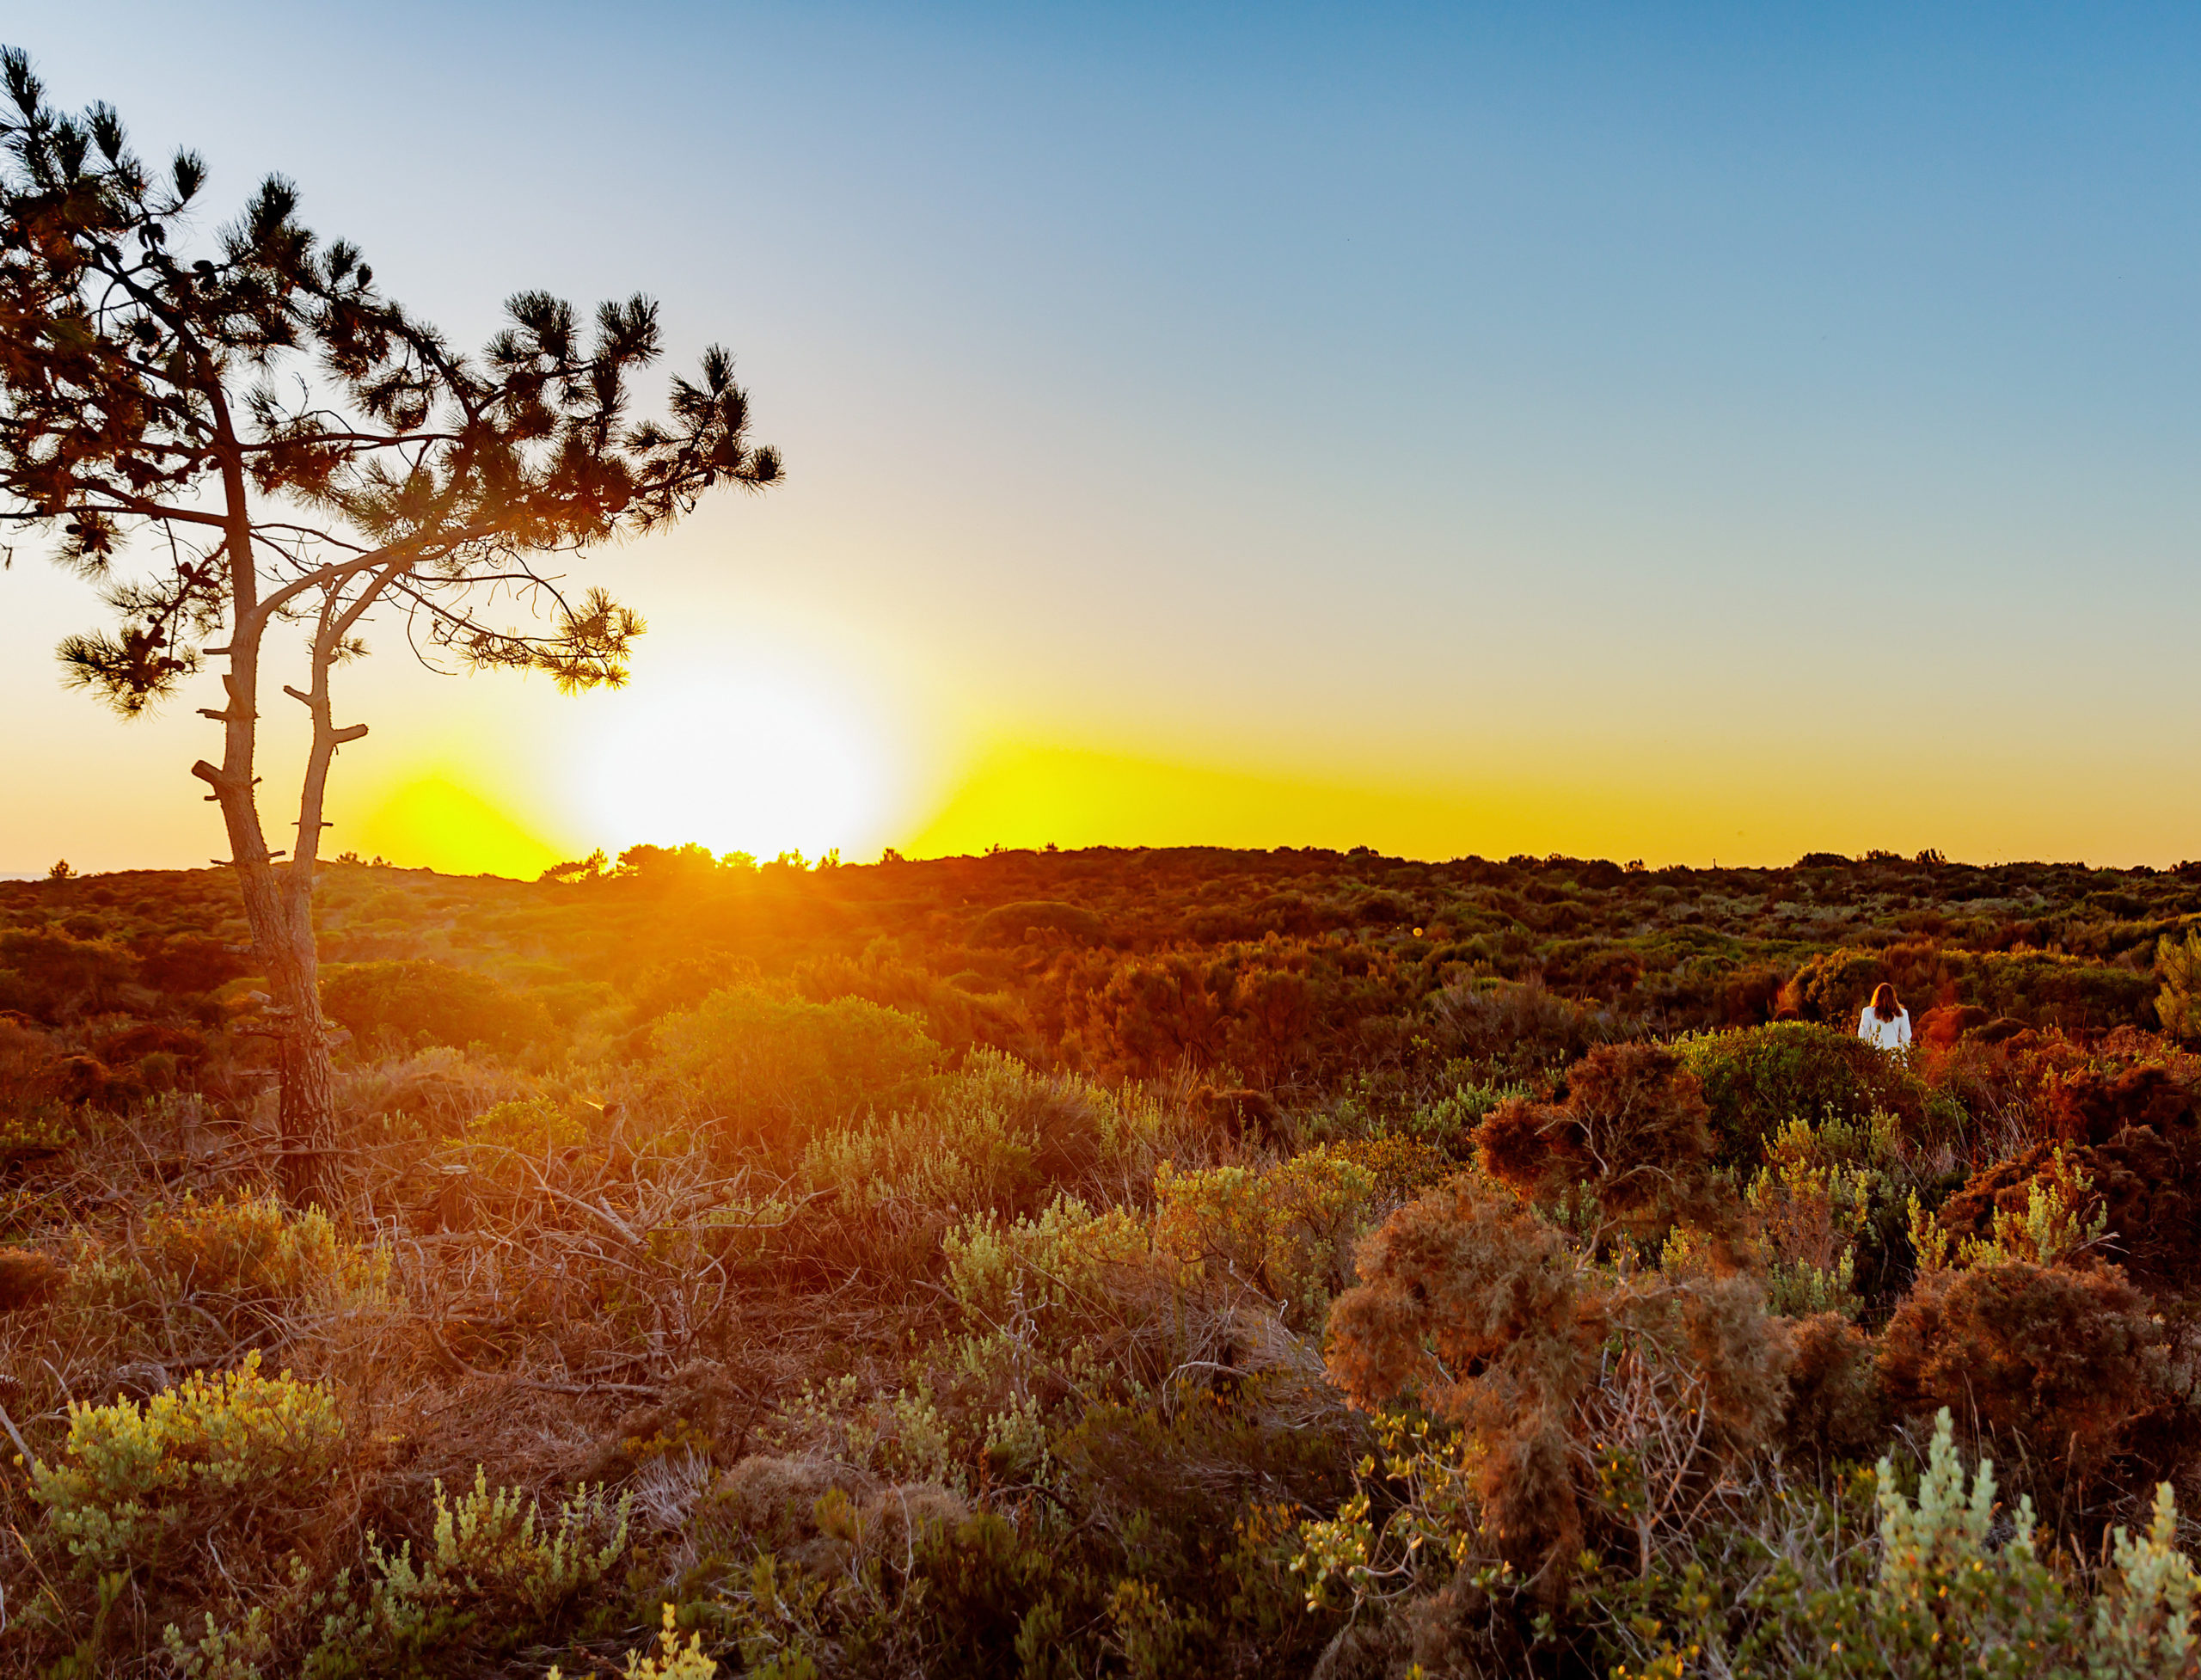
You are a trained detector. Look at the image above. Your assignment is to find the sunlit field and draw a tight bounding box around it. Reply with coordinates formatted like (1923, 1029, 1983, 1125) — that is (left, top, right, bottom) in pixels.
(6, 844, 2201, 1674)
(12, 4, 2201, 1677)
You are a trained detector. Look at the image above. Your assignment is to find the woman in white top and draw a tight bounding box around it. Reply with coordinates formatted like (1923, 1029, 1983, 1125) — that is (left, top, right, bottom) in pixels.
(1857, 983, 1911, 1051)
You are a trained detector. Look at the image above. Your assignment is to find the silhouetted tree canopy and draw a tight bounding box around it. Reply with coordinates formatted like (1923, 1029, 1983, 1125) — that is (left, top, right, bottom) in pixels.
(0, 47, 781, 1197)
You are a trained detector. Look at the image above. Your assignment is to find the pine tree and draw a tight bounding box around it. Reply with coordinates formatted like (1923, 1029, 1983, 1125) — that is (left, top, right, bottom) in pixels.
(0, 50, 782, 1203)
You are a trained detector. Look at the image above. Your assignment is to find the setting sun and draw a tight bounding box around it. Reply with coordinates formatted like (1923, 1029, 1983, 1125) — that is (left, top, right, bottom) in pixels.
(569, 662, 895, 863)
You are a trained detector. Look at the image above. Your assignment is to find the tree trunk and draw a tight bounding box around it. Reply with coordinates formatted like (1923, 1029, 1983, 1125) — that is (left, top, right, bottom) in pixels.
(232, 853, 338, 1207)
(192, 402, 342, 1209)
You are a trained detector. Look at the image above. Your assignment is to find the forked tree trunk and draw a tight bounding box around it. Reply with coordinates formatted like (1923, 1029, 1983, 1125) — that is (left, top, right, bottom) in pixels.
(188, 419, 349, 1210)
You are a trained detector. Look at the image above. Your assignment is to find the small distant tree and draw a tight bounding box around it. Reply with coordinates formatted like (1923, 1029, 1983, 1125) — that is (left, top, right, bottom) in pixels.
(0, 52, 782, 1201)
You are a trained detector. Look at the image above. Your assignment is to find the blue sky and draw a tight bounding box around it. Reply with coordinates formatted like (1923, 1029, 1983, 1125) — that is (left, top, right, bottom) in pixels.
(7, 3, 2201, 871)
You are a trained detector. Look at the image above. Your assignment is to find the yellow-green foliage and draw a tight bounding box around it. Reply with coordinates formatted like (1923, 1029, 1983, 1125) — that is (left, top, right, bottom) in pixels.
(1323, 1134, 1456, 1203)
(161, 1471, 633, 1679)
(364, 1468, 631, 1624)
(2155, 928, 2201, 1044)
(945, 1196, 1153, 1351)
(804, 1051, 1137, 1227)
(1743, 1114, 1901, 1319)
(31, 1351, 345, 1576)
(2093, 1483, 2201, 1675)
(1977, 1154, 2108, 1268)
(291, 1469, 632, 1674)
(464, 1096, 593, 1154)
(1152, 1149, 1376, 1329)
(1292, 1410, 1480, 1615)
(75, 1193, 387, 1333)
(143, 1193, 341, 1297)
(426, 1097, 599, 1195)
(654, 985, 943, 1146)
(1908, 1148, 2108, 1272)
(549, 1603, 720, 1680)
(943, 1145, 1378, 1352)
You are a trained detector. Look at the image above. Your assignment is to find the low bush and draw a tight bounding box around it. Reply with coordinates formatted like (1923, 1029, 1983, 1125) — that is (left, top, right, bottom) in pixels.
(1934, 1126, 2201, 1289)
(1745, 1111, 1916, 1315)
(0, 1011, 61, 1107)
(1475, 1041, 1732, 1253)
(1321, 1180, 1791, 1594)
(971, 900, 1106, 947)
(71, 1193, 388, 1341)
(1680, 1021, 1946, 1165)
(798, 1053, 1130, 1288)
(654, 986, 941, 1154)
(792, 941, 1039, 1059)
(1152, 1150, 1376, 1331)
(1876, 1259, 2173, 1504)
(322, 959, 549, 1052)
(322, 1470, 631, 1670)
(1427, 976, 1628, 1076)
(32, 1352, 345, 1579)
(0, 927, 140, 1021)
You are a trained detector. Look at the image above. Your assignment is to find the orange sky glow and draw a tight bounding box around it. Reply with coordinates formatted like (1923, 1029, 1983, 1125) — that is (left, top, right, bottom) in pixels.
(9, 8, 2201, 877)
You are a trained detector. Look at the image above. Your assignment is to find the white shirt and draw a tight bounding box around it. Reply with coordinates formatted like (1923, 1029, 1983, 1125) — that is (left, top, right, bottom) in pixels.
(1858, 1006, 1911, 1050)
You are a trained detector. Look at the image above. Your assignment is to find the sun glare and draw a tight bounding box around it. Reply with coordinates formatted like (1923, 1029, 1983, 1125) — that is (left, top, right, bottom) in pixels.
(573, 665, 894, 862)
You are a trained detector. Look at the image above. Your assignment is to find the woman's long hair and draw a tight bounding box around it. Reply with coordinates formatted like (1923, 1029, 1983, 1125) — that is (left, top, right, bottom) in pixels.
(1871, 982, 1900, 1021)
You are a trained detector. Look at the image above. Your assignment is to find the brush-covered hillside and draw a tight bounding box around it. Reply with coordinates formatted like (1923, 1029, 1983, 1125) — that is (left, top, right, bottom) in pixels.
(3, 843, 2201, 1677)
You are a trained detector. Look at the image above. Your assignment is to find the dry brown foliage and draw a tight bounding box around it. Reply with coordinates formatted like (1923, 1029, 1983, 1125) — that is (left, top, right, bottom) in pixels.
(1326, 1180, 1791, 1595)
(1779, 1310, 1880, 1468)
(1474, 1042, 1742, 1259)
(1936, 1126, 2201, 1289)
(1876, 1259, 2174, 1501)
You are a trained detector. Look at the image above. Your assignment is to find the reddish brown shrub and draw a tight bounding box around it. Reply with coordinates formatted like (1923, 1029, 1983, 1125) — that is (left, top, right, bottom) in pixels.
(1779, 1312, 1880, 1468)
(0, 1015, 59, 1107)
(1327, 1180, 1788, 1593)
(1474, 1097, 1553, 1196)
(1877, 1260, 2169, 1487)
(93, 1021, 208, 1067)
(0, 1248, 62, 1311)
(51, 1052, 142, 1112)
(1916, 1003, 1989, 1047)
(1192, 1084, 1282, 1145)
(1327, 1184, 1593, 1578)
(1934, 1129, 2201, 1290)
(1471, 1042, 1734, 1254)
(2047, 1063, 2194, 1147)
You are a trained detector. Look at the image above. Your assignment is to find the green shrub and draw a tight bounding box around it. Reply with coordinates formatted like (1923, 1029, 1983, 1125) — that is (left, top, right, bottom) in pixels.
(792, 941, 1039, 1059)
(307, 1469, 631, 1674)
(162, 1469, 633, 1680)
(1152, 1150, 1376, 1331)
(1744, 1113, 1914, 1318)
(322, 958, 549, 1052)
(31, 1352, 346, 1580)
(1401, 1079, 1526, 1156)
(73, 1193, 388, 1338)
(1680, 1022, 1947, 1165)
(2156, 929, 2201, 1044)
(805, 1052, 1117, 1230)
(1963, 949, 2158, 1033)
(943, 1197, 1155, 1364)
(654, 986, 942, 1150)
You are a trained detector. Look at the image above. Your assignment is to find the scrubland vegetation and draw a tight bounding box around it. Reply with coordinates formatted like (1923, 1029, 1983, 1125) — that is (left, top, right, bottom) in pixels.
(5, 841, 2201, 1676)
